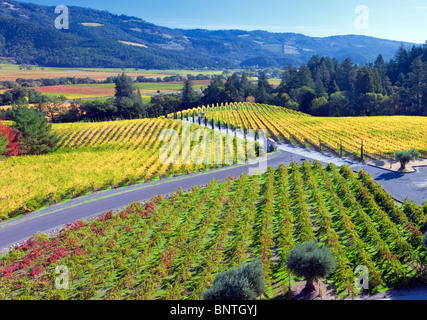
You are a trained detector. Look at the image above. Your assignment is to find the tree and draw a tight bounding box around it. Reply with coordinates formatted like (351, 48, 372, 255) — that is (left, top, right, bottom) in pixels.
(286, 241, 337, 293)
(291, 86, 316, 113)
(79, 99, 117, 121)
(406, 56, 426, 115)
(11, 106, 58, 155)
(337, 57, 356, 92)
(224, 73, 240, 102)
(115, 72, 136, 100)
(202, 258, 266, 300)
(181, 79, 197, 109)
(355, 66, 374, 95)
(239, 71, 253, 98)
(201, 77, 227, 105)
(395, 148, 420, 170)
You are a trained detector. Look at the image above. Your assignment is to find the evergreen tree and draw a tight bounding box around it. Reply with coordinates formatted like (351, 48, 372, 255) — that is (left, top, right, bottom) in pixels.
(314, 80, 328, 98)
(239, 70, 253, 98)
(374, 54, 387, 86)
(337, 57, 356, 92)
(181, 79, 197, 109)
(314, 60, 331, 92)
(297, 64, 314, 88)
(355, 66, 374, 95)
(12, 106, 58, 155)
(257, 71, 273, 94)
(224, 73, 240, 102)
(279, 65, 300, 92)
(331, 80, 340, 94)
(406, 56, 426, 115)
(115, 72, 136, 100)
(202, 77, 227, 105)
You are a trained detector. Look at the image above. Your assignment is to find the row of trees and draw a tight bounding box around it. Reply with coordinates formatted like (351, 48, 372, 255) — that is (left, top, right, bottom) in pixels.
(1, 73, 213, 89)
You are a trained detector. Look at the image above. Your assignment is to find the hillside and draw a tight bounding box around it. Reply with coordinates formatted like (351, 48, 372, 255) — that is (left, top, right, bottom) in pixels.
(0, 0, 417, 69)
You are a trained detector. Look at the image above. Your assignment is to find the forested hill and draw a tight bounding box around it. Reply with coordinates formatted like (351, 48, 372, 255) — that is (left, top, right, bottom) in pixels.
(0, 0, 418, 69)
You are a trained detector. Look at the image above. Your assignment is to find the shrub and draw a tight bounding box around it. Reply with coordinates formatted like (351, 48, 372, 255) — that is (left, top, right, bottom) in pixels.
(202, 258, 266, 300)
(286, 241, 337, 292)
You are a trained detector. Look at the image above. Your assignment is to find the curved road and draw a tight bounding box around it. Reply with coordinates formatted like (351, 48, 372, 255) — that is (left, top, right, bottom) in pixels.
(0, 145, 426, 251)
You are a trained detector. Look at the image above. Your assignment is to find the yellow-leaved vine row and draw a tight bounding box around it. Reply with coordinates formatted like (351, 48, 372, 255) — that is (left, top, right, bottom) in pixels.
(169, 102, 427, 159)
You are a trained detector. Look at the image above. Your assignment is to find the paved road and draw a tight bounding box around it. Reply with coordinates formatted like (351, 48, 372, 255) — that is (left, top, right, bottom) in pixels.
(0, 145, 426, 251)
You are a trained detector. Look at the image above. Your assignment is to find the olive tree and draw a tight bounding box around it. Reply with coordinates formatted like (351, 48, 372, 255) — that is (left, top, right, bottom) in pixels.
(202, 258, 266, 300)
(286, 241, 337, 292)
(395, 148, 420, 170)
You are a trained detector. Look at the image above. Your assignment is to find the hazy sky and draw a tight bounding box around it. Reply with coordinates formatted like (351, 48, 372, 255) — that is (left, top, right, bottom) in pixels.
(21, 0, 427, 43)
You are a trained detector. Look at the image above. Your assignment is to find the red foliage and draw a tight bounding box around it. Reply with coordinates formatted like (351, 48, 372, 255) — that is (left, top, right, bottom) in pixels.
(65, 220, 85, 231)
(47, 247, 68, 264)
(0, 120, 20, 156)
(29, 266, 41, 277)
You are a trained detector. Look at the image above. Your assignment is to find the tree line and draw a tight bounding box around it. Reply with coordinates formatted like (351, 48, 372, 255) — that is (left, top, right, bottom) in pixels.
(194, 44, 427, 117)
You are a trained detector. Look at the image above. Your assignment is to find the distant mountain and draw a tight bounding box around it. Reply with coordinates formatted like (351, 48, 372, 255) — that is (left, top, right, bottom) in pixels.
(0, 0, 418, 69)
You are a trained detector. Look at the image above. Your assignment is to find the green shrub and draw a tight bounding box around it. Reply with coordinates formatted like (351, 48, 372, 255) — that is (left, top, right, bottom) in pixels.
(202, 258, 266, 300)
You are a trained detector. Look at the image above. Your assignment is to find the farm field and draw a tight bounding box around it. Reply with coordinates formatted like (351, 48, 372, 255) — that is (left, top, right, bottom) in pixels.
(0, 64, 196, 82)
(172, 103, 427, 160)
(31, 85, 116, 99)
(0, 162, 425, 300)
(0, 118, 256, 220)
(26, 81, 209, 100)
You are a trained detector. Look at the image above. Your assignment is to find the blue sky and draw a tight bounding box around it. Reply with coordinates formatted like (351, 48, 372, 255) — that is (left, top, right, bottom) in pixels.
(22, 0, 427, 43)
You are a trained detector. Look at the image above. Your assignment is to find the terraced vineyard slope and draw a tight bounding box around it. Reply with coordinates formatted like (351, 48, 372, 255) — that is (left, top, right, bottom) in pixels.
(170, 103, 427, 160)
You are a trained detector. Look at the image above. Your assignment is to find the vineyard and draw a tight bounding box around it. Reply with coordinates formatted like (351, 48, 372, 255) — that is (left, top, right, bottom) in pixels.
(169, 103, 427, 160)
(0, 118, 258, 220)
(0, 162, 426, 300)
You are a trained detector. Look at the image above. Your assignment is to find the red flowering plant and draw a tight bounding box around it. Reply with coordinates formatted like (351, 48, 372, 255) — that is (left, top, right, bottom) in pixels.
(0, 120, 20, 157)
